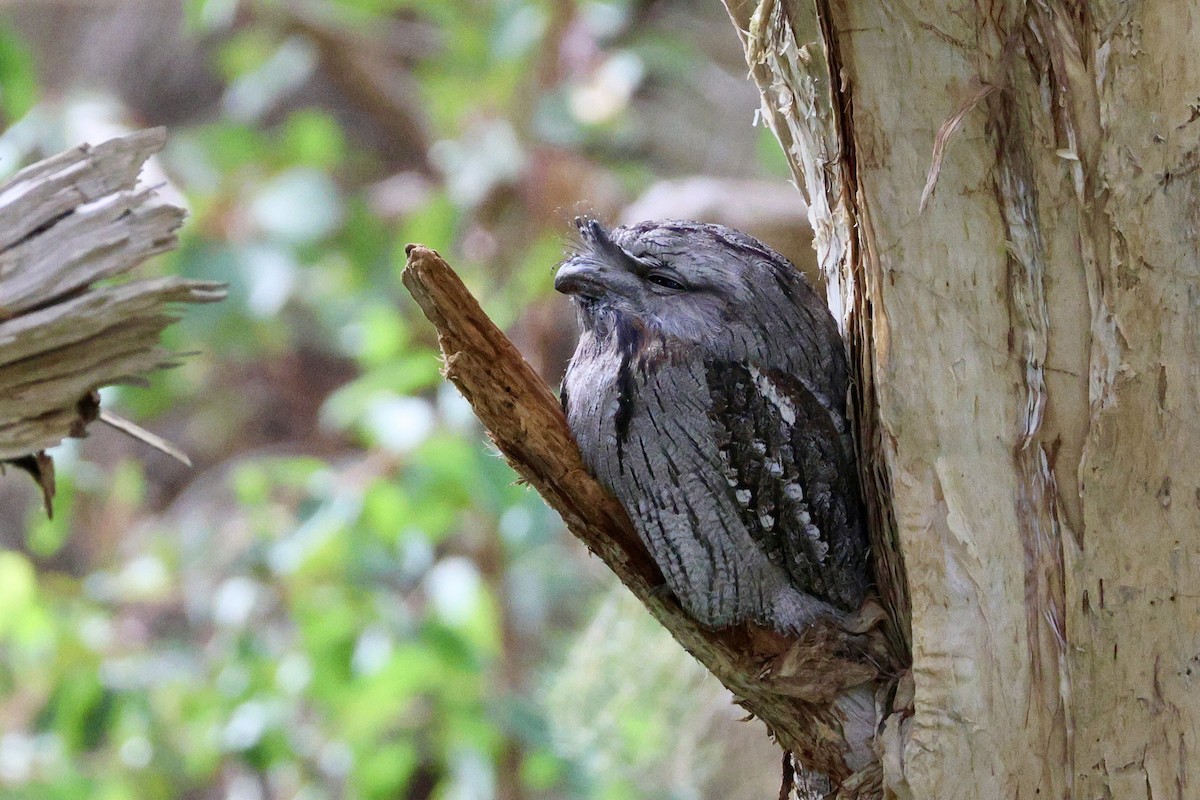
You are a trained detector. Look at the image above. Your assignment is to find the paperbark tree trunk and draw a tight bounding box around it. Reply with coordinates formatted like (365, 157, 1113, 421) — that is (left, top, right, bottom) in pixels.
(723, 0, 1200, 796)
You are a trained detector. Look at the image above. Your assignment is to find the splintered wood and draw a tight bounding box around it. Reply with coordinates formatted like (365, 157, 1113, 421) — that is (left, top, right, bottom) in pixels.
(402, 244, 894, 787)
(0, 128, 225, 507)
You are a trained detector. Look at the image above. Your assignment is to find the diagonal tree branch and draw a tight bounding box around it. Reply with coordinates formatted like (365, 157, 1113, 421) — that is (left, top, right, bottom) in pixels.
(402, 243, 896, 786)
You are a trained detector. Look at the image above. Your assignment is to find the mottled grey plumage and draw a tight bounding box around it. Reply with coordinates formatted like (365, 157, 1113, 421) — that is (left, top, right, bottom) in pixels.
(556, 218, 868, 634)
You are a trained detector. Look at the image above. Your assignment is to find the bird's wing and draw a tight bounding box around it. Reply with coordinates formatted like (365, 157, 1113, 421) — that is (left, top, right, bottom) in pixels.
(703, 358, 868, 611)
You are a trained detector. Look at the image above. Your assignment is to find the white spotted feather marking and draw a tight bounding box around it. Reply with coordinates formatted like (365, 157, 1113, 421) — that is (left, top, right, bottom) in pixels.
(749, 365, 796, 425)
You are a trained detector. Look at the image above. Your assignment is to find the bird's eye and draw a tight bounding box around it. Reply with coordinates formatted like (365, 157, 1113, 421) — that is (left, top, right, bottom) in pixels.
(646, 272, 685, 291)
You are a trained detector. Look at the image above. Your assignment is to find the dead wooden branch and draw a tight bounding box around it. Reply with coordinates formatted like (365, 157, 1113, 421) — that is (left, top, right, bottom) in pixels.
(402, 243, 896, 785)
(0, 128, 226, 508)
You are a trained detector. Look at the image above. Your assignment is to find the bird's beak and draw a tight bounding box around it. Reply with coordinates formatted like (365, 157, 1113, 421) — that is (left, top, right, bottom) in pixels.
(555, 217, 642, 298)
(554, 258, 604, 296)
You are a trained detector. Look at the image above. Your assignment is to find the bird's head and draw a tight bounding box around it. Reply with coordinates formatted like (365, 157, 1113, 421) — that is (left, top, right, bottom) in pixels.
(555, 218, 819, 348)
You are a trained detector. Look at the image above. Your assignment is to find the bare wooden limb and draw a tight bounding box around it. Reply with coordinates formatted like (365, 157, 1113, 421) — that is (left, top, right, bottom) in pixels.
(0, 128, 226, 504)
(402, 243, 896, 785)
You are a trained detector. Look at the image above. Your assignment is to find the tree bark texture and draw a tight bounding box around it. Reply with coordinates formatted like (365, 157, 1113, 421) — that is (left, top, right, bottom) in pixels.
(723, 0, 1200, 797)
(402, 245, 899, 787)
(0, 129, 225, 502)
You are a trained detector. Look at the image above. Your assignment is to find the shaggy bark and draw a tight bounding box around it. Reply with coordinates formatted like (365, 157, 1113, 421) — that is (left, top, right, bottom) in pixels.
(403, 244, 900, 786)
(0, 128, 225, 509)
(724, 0, 1200, 796)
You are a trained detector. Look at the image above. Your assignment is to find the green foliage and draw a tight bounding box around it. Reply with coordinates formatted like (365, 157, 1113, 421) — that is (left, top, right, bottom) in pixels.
(0, 1, 791, 797)
(0, 27, 37, 123)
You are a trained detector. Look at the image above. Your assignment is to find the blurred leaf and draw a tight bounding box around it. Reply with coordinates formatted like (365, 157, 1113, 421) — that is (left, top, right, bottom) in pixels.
(0, 27, 38, 123)
(110, 462, 147, 513)
(362, 483, 412, 539)
(250, 168, 344, 244)
(184, 122, 271, 174)
(282, 109, 346, 170)
(217, 28, 278, 80)
(320, 357, 442, 436)
(43, 672, 109, 751)
(756, 123, 792, 178)
(521, 748, 566, 791)
(184, 0, 238, 31)
(0, 552, 37, 639)
(343, 303, 410, 367)
(493, 232, 564, 326)
(25, 473, 75, 557)
(231, 463, 272, 507)
(355, 740, 420, 799)
(491, 4, 547, 61)
(395, 191, 457, 255)
(223, 37, 319, 123)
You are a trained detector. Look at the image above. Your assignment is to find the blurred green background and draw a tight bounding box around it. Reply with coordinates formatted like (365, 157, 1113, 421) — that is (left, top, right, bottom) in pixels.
(0, 2, 815, 798)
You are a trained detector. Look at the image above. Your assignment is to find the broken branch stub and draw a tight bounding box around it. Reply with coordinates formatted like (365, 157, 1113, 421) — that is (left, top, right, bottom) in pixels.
(0, 128, 227, 509)
(401, 243, 893, 785)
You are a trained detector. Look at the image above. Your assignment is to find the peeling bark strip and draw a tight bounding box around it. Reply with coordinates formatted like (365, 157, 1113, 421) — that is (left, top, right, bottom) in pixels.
(0, 128, 226, 505)
(989, 80, 1074, 789)
(402, 244, 897, 789)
